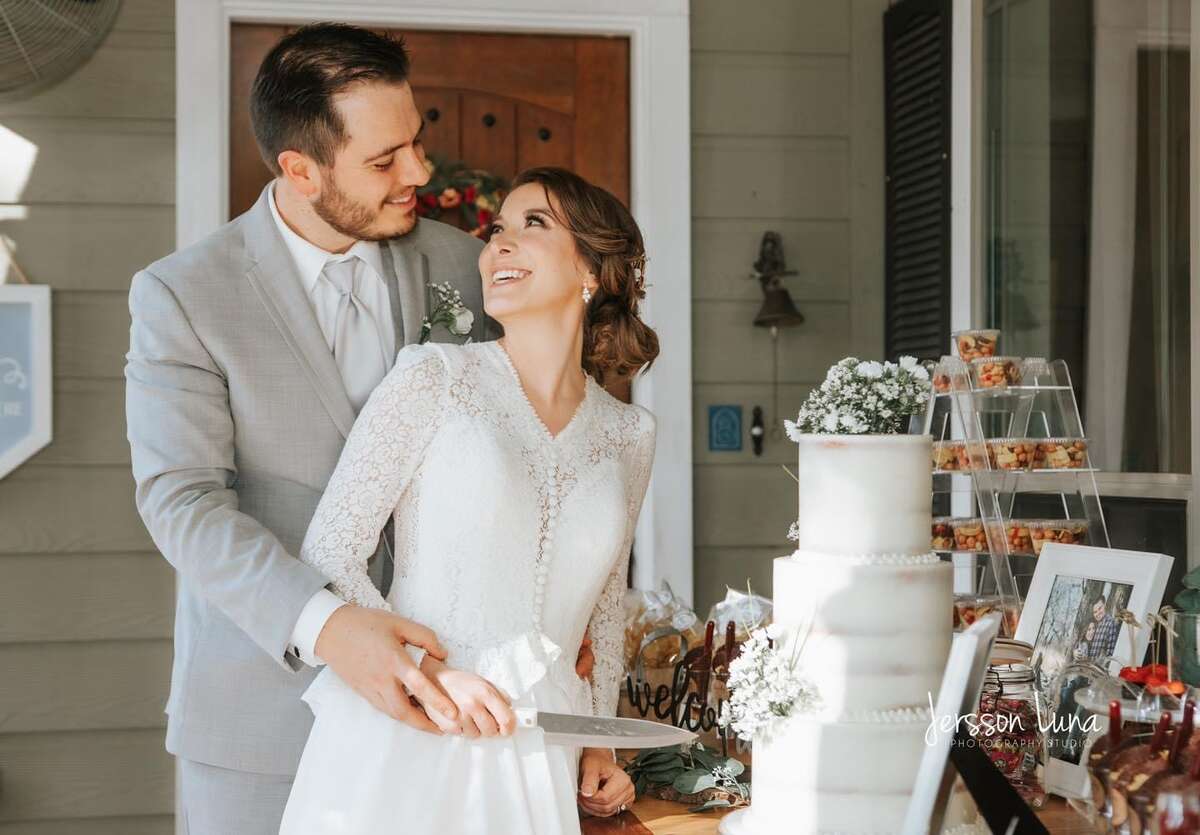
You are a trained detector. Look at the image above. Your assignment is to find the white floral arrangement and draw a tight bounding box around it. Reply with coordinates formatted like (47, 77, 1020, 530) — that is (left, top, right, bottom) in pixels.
(784, 356, 931, 437)
(419, 282, 474, 344)
(718, 625, 820, 741)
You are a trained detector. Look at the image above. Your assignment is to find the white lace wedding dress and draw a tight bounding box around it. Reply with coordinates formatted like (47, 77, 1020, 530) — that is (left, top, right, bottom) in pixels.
(278, 341, 655, 835)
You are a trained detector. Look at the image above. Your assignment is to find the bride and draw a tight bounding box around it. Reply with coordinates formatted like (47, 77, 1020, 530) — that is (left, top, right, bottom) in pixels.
(278, 166, 658, 834)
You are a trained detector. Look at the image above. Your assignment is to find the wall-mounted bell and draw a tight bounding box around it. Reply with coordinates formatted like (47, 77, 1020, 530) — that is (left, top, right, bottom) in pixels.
(751, 231, 803, 329)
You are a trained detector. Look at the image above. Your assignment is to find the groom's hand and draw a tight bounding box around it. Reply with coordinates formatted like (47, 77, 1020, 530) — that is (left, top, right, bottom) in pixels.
(315, 605, 460, 734)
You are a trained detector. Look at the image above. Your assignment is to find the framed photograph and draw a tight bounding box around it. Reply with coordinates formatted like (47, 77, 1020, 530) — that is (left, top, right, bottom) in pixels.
(0, 284, 52, 480)
(1014, 543, 1174, 799)
(902, 613, 1002, 835)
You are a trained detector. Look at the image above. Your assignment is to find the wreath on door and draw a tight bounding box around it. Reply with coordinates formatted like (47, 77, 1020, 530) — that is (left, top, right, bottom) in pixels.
(415, 156, 509, 239)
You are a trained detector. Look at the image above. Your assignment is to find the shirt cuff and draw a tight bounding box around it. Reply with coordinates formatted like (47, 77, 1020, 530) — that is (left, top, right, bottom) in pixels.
(290, 588, 347, 666)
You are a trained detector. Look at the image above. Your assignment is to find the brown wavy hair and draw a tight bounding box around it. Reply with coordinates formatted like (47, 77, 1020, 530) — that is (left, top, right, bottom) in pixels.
(509, 167, 659, 385)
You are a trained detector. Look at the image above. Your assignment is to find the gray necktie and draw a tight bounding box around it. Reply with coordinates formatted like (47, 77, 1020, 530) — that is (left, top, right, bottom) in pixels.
(319, 257, 388, 412)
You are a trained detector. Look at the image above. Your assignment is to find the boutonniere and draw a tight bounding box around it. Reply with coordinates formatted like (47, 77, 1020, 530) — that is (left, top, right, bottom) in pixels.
(419, 282, 474, 344)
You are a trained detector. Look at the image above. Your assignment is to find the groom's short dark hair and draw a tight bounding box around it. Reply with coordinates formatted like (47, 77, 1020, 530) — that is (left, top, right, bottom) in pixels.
(250, 23, 412, 175)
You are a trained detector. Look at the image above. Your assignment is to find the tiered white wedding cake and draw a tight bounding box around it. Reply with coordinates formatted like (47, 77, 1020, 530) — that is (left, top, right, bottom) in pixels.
(724, 433, 953, 834)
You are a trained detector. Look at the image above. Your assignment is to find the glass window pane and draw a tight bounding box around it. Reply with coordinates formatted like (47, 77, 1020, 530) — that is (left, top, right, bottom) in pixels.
(983, 0, 1191, 474)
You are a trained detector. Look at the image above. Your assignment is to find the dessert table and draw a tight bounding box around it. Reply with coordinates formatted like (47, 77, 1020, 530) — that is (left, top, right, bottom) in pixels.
(579, 795, 1097, 834)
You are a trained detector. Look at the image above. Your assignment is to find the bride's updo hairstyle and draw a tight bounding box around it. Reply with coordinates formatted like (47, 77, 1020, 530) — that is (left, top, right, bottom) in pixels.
(510, 167, 659, 386)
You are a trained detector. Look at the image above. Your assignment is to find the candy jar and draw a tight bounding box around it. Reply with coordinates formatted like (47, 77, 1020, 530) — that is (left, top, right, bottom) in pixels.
(978, 659, 1047, 807)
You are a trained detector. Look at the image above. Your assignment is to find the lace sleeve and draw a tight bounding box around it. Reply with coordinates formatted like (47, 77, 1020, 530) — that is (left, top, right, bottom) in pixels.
(587, 410, 657, 717)
(299, 345, 448, 610)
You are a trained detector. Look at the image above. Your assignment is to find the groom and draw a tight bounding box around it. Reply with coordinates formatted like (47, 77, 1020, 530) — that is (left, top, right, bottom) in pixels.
(126, 24, 593, 833)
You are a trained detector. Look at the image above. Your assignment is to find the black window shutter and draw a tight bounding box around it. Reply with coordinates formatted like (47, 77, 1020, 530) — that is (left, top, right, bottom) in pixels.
(884, 0, 952, 362)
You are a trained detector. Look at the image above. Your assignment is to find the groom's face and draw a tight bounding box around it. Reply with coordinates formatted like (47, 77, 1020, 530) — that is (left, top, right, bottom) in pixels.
(311, 81, 430, 241)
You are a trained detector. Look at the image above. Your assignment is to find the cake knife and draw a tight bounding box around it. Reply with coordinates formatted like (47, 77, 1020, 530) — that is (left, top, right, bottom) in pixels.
(514, 708, 697, 749)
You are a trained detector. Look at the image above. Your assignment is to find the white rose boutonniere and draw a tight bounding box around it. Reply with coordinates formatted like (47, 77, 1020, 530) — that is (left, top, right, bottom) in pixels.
(450, 308, 474, 336)
(419, 282, 474, 344)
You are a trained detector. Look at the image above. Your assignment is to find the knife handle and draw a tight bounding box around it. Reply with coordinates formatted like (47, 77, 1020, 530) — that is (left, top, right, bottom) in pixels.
(514, 707, 538, 730)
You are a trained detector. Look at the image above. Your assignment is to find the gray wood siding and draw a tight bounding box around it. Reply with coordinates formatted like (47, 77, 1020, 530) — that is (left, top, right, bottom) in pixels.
(0, 0, 176, 828)
(690, 0, 889, 614)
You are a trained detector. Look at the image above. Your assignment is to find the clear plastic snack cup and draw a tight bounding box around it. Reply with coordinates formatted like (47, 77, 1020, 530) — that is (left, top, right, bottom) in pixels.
(932, 517, 956, 551)
(1029, 520, 1089, 555)
(952, 518, 988, 552)
(954, 593, 1003, 629)
(931, 360, 952, 393)
(988, 438, 1038, 471)
(931, 356, 971, 393)
(971, 356, 1023, 389)
(932, 440, 966, 472)
(953, 329, 1001, 361)
(1036, 437, 1089, 470)
(985, 519, 1036, 555)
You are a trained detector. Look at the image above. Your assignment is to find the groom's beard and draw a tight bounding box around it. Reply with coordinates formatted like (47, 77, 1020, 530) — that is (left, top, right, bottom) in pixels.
(313, 173, 416, 242)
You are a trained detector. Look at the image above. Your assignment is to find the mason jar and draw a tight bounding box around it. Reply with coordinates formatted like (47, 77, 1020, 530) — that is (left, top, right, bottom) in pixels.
(977, 660, 1047, 808)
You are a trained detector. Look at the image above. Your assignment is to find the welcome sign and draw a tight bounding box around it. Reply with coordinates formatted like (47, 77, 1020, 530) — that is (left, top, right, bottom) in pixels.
(0, 285, 52, 479)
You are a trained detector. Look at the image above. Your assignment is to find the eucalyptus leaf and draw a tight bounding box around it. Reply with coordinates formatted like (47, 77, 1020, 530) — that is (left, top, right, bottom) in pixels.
(1182, 565, 1200, 592)
(644, 767, 686, 784)
(721, 758, 746, 777)
(1176, 586, 1200, 612)
(639, 751, 683, 767)
(673, 770, 718, 794)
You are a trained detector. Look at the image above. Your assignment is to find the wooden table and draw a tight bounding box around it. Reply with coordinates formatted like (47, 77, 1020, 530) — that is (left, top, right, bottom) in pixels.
(581, 797, 732, 834)
(580, 795, 1099, 834)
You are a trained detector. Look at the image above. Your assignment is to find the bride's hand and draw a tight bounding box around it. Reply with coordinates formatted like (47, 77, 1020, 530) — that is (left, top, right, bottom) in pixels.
(575, 634, 595, 681)
(577, 748, 635, 817)
(421, 656, 517, 739)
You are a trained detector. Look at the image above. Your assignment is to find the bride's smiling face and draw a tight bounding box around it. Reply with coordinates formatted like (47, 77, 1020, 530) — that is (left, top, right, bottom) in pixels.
(479, 183, 596, 324)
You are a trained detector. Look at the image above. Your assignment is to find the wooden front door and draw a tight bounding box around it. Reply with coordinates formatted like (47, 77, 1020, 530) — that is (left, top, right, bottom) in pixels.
(228, 26, 630, 219)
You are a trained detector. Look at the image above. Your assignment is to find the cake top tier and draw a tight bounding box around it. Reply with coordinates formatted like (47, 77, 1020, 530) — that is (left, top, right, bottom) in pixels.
(793, 433, 932, 556)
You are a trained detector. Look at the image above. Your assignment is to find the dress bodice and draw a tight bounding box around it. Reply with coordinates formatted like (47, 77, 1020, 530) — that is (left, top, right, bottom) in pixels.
(299, 341, 656, 716)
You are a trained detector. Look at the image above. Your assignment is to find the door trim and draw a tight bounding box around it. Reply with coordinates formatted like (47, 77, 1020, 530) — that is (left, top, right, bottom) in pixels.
(176, 0, 694, 602)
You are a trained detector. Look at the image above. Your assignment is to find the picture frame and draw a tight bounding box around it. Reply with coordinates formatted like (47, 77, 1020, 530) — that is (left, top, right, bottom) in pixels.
(0, 283, 52, 480)
(902, 613, 1003, 835)
(1014, 543, 1174, 799)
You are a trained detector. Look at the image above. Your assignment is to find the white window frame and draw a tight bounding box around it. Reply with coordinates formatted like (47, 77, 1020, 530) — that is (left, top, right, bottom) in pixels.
(950, 0, 1200, 569)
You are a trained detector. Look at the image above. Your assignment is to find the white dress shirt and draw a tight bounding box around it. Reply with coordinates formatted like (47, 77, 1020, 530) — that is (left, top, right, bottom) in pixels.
(269, 182, 397, 666)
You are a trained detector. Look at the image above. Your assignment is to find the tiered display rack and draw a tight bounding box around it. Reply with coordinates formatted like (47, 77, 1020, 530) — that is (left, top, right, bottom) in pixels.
(921, 351, 1111, 632)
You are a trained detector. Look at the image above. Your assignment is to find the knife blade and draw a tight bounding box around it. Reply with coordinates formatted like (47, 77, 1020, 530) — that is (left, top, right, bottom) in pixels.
(514, 708, 698, 749)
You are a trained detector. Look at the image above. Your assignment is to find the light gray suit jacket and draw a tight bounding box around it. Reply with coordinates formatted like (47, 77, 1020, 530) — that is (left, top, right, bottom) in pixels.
(125, 186, 486, 775)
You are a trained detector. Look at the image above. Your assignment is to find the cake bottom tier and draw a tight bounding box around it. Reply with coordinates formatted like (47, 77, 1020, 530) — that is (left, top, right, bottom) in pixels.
(742, 712, 933, 834)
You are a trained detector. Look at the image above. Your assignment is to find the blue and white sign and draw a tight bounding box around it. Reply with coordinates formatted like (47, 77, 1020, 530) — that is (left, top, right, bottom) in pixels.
(708, 404, 742, 452)
(0, 285, 52, 479)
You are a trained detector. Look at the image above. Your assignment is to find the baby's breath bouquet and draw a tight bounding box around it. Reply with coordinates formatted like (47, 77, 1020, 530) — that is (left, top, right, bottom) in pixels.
(718, 625, 820, 741)
(784, 356, 931, 437)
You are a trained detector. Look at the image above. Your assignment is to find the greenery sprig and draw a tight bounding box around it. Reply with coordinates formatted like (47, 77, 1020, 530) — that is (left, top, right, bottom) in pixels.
(624, 743, 750, 813)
